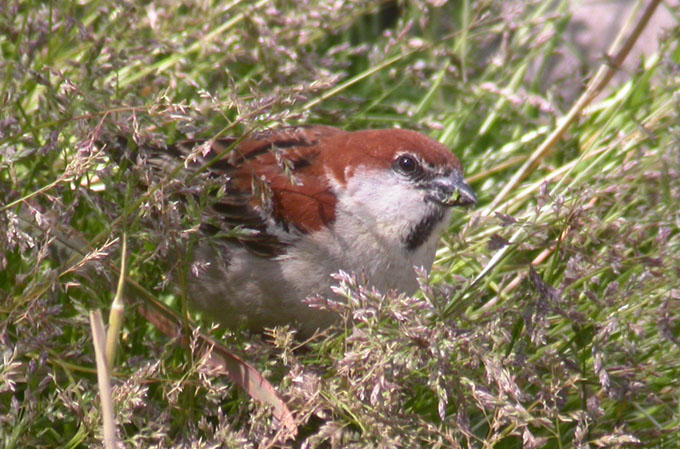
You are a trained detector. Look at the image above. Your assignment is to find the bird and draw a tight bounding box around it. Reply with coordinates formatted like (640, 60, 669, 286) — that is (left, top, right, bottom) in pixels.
(141, 125, 476, 336)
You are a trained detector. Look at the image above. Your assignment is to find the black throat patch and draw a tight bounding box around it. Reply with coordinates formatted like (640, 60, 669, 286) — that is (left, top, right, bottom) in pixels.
(404, 207, 446, 251)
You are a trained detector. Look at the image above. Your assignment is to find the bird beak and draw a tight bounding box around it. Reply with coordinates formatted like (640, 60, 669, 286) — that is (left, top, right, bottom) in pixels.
(427, 172, 477, 207)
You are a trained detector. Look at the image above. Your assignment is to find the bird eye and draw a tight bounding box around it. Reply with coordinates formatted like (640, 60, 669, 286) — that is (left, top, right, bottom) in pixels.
(396, 154, 418, 174)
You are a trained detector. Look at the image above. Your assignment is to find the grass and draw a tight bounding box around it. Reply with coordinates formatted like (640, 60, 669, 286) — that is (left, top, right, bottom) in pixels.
(1, 0, 679, 447)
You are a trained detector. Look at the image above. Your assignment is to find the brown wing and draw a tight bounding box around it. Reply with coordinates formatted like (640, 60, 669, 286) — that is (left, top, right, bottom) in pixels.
(166, 125, 343, 256)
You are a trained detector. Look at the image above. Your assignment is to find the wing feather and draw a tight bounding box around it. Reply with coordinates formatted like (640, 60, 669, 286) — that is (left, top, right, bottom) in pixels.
(148, 125, 342, 257)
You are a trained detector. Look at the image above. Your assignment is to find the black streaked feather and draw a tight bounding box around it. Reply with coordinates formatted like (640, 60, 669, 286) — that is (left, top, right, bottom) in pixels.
(111, 125, 339, 259)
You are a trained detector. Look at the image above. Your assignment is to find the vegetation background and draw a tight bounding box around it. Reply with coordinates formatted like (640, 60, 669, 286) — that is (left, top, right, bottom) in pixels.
(1, 0, 679, 447)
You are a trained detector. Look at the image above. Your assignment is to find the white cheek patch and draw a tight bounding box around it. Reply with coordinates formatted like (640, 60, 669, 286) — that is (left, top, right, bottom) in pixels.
(336, 167, 435, 245)
(316, 166, 453, 292)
